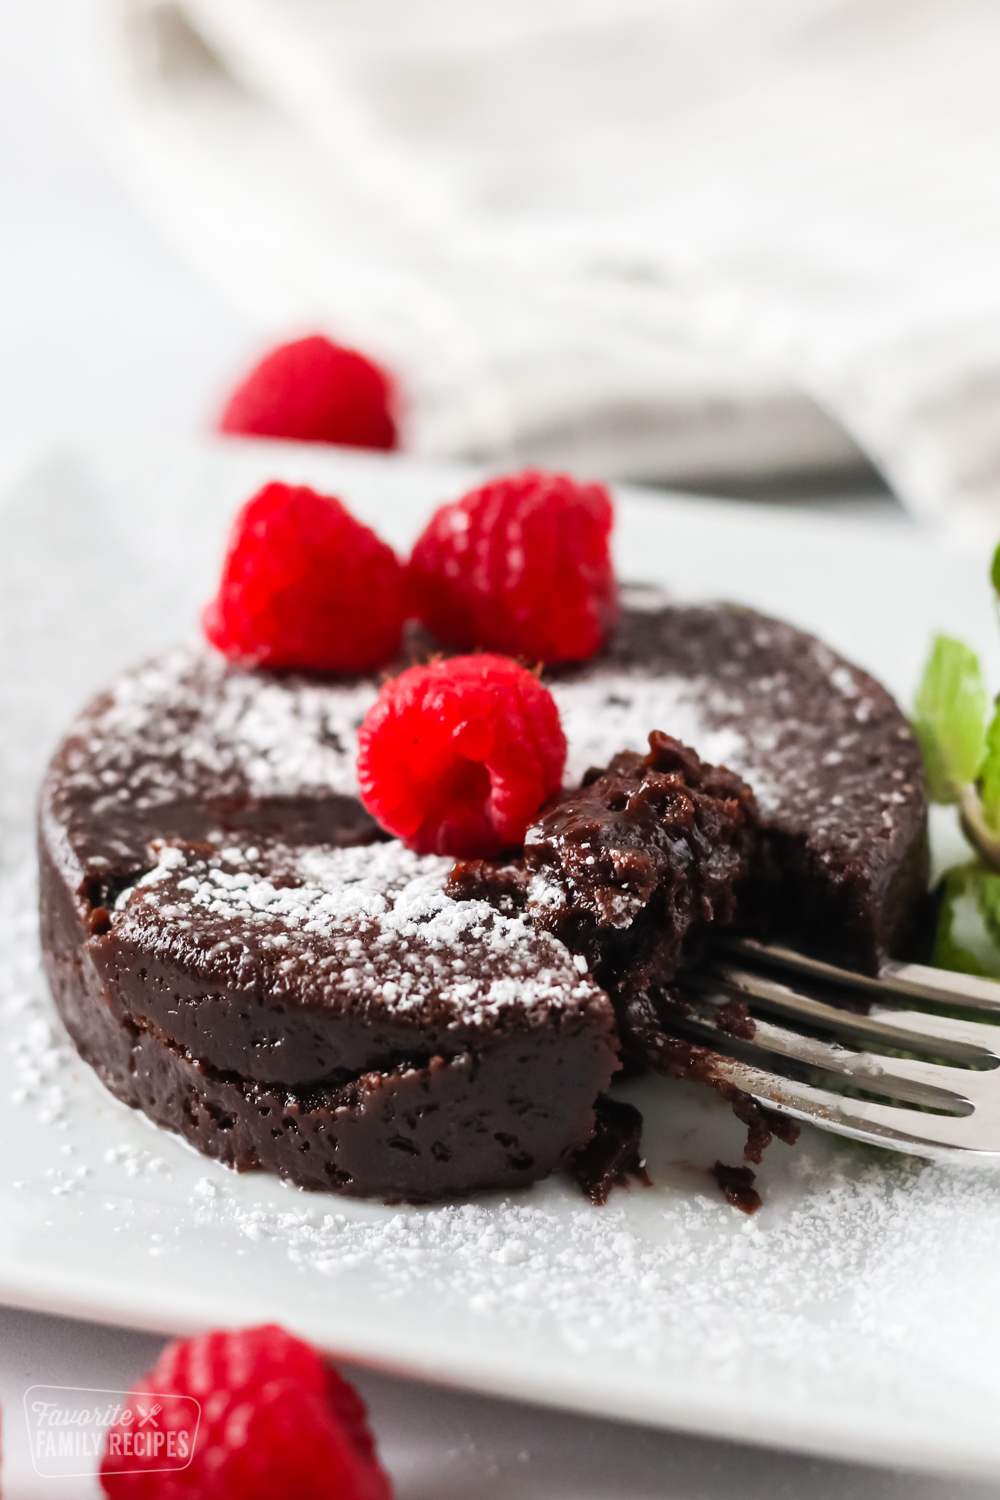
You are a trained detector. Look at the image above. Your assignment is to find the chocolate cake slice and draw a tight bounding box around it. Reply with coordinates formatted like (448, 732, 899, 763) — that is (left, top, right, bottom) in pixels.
(38, 598, 928, 1198)
(42, 831, 617, 1200)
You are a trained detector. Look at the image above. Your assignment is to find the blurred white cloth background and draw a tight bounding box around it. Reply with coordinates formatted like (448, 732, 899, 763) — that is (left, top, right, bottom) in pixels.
(100, 0, 1000, 527)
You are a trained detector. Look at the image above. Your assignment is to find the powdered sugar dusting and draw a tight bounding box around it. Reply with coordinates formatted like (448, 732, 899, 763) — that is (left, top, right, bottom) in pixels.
(69, 646, 785, 813)
(72, 643, 379, 805)
(550, 675, 783, 809)
(168, 1113, 1000, 1451)
(114, 839, 609, 1031)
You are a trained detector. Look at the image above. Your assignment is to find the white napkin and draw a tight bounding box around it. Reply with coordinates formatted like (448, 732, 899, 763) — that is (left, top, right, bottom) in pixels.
(99, 0, 1000, 527)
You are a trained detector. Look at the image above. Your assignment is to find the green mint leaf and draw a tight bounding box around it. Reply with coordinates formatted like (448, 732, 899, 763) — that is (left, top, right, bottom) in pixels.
(976, 864, 1000, 949)
(981, 701, 1000, 830)
(933, 863, 1000, 977)
(991, 539, 1000, 598)
(913, 634, 987, 803)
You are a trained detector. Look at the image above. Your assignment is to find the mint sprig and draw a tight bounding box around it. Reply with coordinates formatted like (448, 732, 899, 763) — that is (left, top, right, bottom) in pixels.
(913, 551, 1000, 975)
(933, 862, 1000, 978)
(913, 635, 987, 804)
(991, 538, 1000, 599)
(981, 702, 1000, 830)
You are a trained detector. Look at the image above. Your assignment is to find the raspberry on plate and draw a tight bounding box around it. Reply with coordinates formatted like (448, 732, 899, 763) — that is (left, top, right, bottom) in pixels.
(218, 335, 398, 451)
(357, 653, 567, 857)
(203, 481, 405, 673)
(407, 469, 619, 664)
(100, 1324, 393, 1500)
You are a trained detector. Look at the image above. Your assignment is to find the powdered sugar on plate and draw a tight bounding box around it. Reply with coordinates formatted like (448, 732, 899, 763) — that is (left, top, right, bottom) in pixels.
(9, 819, 1000, 1460)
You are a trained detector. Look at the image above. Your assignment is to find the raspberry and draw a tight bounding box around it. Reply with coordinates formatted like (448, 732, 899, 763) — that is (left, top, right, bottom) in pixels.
(203, 482, 405, 673)
(218, 335, 398, 451)
(357, 654, 566, 857)
(407, 469, 618, 664)
(100, 1324, 392, 1500)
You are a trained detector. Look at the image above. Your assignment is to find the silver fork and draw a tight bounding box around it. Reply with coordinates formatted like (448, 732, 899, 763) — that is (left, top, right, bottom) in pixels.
(671, 939, 1000, 1158)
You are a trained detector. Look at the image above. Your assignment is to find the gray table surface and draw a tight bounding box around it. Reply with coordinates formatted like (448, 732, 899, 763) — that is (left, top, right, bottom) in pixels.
(5, 1303, 1000, 1500)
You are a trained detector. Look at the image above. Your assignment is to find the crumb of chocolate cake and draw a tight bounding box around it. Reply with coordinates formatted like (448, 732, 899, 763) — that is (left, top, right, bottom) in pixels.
(615, 989, 800, 1166)
(572, 1095, 651, 1206)
(713, 998, 756, 1041)
(445, 857, 530, 914)
(713, 1161, 762, 1215)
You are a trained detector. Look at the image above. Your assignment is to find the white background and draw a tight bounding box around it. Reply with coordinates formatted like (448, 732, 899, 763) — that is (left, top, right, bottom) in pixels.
(0, 0, 252, 492)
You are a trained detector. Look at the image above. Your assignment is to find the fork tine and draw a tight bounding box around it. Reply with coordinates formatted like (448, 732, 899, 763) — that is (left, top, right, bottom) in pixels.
(670, 995, 976, 1114)
(725, 937, 1000, 1015)
(667, 939, 1000, 1158)
(709, 1053, 991, 1156)
(868, 1005, 1000, 1052)
(694, 962, 999, 1069)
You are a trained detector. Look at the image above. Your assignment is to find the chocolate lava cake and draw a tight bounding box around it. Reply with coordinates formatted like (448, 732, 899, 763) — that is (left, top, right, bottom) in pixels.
(38, 591, 928, 1199)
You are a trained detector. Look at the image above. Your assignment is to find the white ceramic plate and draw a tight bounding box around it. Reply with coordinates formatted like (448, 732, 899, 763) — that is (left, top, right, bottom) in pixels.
(2, 441, 1000, 1480)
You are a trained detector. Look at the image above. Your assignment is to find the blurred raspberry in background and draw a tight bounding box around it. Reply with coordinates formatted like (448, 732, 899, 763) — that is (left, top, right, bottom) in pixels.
(219, 336, 398, 452)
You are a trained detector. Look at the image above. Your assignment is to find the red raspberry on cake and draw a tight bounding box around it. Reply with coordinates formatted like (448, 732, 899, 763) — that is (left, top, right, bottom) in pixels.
(218, 335, 398, 451)
(357, 654, 566, 857)
(407, 469, 619, 664)
(100, 1324, 393, 1500)
(203, 481, 405, 673)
